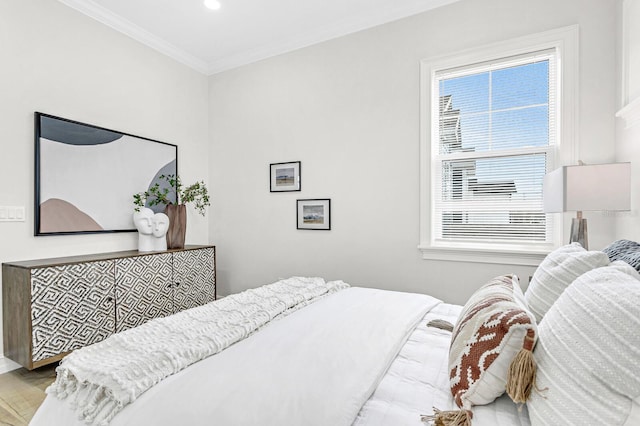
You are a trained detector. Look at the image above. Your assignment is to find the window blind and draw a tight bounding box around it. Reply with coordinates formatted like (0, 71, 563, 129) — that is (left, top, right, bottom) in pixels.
(432, 50, 556, 245)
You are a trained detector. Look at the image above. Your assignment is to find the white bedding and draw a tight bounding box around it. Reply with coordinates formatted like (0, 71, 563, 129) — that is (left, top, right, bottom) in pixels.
(45, 276, 349, 424)
(32, 287, 439, 426)
(355, 302, 530, 426)
(32, 287, 530, 426)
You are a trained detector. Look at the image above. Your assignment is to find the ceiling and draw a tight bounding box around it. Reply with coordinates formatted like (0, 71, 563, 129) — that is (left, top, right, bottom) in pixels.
(58, 0, 460, 75)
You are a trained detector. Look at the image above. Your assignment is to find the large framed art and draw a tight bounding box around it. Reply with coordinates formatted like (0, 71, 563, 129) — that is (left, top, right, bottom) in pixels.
(34, 112, 178, 235)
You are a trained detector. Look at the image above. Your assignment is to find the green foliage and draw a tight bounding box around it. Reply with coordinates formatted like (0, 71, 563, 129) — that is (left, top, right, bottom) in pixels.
(133, 174, 210, 216)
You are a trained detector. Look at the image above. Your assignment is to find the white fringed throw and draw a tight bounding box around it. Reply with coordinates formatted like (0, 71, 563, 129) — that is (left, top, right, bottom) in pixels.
(46, 277, 349, 425)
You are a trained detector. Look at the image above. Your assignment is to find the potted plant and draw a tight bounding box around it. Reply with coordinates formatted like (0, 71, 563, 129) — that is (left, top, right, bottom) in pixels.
(133, 174, 210, 249)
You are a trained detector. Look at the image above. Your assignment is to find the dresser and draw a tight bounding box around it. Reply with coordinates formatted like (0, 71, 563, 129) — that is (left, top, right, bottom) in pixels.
(2, 245, 215, 370)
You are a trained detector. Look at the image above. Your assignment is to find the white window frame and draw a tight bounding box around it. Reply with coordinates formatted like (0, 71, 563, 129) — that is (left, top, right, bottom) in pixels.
(418, 25, 579, 266)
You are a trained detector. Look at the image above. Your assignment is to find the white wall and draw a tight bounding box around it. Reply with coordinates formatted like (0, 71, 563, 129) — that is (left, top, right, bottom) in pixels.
(622, 0, 640, 103)
(0, 0, 209, 357)
(615, 0, 640, 241)
(209, 0, 620, 303)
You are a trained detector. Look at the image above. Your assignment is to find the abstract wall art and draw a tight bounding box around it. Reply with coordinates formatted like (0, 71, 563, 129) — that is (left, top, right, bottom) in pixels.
(35, 112, 178, 235)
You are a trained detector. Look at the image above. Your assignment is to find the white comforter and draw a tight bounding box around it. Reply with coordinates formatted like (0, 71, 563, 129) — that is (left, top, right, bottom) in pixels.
(44, 276, 349, 425)
(355, 302, 530, 426)
(32, 287, 440, 426)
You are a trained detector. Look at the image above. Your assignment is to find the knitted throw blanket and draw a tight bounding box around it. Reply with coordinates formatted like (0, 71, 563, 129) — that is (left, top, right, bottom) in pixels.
(46, 277, 349, 425)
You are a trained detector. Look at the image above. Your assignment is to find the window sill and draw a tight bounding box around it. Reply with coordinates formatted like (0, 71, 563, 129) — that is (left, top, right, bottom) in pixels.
(418, 245, 549, 266)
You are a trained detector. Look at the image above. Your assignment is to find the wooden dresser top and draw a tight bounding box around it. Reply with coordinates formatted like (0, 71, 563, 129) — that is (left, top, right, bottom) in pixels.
(2, 245, 215, 269)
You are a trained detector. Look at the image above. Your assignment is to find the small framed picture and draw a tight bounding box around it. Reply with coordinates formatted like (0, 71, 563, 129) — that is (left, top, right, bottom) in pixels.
(270, 161, 301, 192)
(297, 199, 331, 230)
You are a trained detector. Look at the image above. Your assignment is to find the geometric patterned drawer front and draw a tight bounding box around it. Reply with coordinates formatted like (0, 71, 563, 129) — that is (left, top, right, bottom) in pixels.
(115, 253, 173, 333)
(31, 261, 116, 362)
(173, 248, 216, 311)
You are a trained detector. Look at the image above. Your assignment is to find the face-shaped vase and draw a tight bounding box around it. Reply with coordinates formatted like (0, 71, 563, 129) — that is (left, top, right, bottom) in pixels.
(152, 213, 170, 238)
(133, 207, 154, 235)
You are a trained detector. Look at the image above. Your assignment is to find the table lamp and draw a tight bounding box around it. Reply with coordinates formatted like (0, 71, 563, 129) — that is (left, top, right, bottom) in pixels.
(543, 162, 631, 249)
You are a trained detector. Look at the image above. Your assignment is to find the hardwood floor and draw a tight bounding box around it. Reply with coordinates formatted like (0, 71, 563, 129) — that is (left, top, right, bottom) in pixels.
(0, 364, 56, 426)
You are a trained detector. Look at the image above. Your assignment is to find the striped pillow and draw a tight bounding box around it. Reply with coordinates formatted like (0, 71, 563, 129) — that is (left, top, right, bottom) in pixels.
(527, 261, 640, 426)
(449, 275, 537, 410)
(602, 239, 640, 272)
(524, 243, 610, 323)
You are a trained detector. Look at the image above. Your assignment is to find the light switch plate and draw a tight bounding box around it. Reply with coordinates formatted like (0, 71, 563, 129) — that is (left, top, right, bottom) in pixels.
(0, 206, 25, 222)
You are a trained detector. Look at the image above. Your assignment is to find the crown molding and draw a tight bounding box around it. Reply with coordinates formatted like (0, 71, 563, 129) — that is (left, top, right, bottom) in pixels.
(58, 0, 210, 74)
(59, 0, 460, 76)
(205, 0, 460, 74)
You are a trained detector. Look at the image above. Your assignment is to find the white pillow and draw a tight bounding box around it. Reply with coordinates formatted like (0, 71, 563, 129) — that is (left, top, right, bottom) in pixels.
(527, 261, 640, 426)
(524, 243, 609, 323)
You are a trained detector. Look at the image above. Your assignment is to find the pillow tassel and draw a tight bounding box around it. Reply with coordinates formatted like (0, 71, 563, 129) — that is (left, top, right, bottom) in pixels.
(506, 329, 537, 403)
(420, 407, 472, 426)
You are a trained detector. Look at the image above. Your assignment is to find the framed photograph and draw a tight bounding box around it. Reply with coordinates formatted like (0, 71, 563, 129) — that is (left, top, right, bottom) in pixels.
(270, 161, 301, 192)
(35, 112, 178, 235)
(297, 199, 331, 230)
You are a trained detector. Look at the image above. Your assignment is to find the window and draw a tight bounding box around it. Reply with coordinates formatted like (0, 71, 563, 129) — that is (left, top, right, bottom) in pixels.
(419, 27, 578, 265)
(436, 52, 554, 243)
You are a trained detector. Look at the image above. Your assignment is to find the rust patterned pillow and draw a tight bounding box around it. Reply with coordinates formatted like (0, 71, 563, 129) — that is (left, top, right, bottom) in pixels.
(449, 274, 537, 411)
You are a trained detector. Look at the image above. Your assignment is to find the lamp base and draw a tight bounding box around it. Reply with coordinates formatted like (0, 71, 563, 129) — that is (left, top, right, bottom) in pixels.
(569, 217, 588, 250)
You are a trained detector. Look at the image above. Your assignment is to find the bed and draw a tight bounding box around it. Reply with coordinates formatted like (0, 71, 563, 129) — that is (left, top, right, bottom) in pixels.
(30, 240, 640, 426)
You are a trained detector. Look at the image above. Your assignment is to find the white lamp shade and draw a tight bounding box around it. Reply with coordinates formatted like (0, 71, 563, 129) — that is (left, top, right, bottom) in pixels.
(543, 162, 631, 213)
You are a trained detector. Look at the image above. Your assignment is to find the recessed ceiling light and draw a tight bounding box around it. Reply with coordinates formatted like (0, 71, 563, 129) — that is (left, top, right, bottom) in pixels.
(204, 0, 221, 10)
